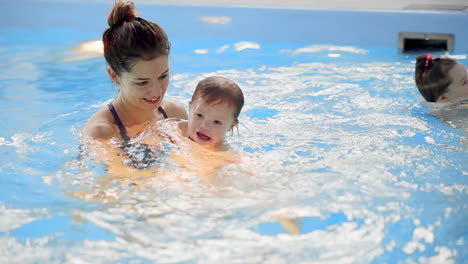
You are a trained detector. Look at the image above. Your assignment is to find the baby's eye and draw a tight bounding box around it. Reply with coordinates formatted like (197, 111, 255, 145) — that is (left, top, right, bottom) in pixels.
(196, 113, 203, 118)
(214, 120, 223, 125)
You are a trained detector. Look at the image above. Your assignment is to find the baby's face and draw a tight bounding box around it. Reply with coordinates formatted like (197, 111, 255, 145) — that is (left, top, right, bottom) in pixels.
(447, 62, 468, 101)
(187, 98, 236, 148)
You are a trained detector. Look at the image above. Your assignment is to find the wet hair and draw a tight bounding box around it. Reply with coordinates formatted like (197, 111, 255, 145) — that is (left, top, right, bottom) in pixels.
(191, 76, 244, 121)
(102, 1, 170, 76)
(415, 54, 457, 102)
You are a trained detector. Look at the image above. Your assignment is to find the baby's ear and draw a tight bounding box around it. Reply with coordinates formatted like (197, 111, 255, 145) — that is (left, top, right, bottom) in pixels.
(230, 119, 239, 130)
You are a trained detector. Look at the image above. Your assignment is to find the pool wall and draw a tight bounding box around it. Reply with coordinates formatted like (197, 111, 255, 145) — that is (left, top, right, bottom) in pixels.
(3, 0, 468, 53)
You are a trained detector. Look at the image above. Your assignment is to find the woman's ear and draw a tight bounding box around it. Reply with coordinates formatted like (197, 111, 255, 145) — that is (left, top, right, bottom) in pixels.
(107, 66, 120, 85)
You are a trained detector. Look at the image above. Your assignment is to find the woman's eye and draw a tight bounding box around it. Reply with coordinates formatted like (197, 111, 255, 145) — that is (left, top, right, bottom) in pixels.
(159, 74, 169, 80)
(136, 81, 148, 86)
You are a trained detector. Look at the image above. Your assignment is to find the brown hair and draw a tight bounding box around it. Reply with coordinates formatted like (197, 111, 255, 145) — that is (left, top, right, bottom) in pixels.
(415, 54, 457, 102)
(191, 76, 244, 121)
(102, 1, 170, 76)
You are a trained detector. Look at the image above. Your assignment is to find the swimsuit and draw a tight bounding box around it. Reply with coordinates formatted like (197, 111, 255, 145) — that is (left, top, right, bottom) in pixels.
(107, 102, 168, 142)
(107, 102, 170, 169)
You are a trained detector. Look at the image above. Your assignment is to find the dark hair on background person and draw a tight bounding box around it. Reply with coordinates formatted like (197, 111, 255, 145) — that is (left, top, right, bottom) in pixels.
(414, 54, 457, 102)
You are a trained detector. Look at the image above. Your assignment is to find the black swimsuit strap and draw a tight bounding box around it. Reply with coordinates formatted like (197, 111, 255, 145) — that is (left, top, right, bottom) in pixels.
(107, 102, 130, 142)
(107, 103, 169, 142)
(158, 106, 168, 119)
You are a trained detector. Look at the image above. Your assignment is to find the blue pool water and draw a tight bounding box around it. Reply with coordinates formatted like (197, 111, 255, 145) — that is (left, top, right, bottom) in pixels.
(1, 1, 467, 263)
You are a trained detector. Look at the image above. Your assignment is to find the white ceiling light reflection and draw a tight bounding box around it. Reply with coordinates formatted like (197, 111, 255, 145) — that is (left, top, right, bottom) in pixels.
(233, 41, 260, 51)
(291, 45, 368, 55)
(65, 40, 103, 62)
(216, 45, 230, 54)
(78, 40, 104, 53)
(194, 49, 209, 54)
(200, 16, 232, 24)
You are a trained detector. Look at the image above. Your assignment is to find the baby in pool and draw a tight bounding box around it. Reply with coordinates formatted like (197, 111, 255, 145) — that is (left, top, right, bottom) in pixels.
(108, 76, 246, 183)
(177, 75, 244, 151)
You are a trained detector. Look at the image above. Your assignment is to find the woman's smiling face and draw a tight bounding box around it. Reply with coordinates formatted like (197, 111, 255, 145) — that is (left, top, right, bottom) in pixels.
(187, 97, 237, 148)
(114, 55, 170, 109)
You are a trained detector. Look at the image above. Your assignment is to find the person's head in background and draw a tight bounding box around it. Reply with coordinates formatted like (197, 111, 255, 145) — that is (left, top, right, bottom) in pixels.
(415, 54, 468, 103)
(186, 76, 244, 150)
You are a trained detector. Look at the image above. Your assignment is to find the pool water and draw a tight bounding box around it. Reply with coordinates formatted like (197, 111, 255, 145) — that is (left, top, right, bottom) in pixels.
(1, 2, 467, 263)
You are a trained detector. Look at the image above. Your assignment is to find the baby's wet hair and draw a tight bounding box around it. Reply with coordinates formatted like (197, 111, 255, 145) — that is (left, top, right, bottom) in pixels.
(191, 76, 244, 121)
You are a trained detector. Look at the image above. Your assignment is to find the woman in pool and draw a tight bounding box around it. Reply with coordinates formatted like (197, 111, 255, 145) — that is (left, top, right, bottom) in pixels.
(83, 1, 187, 141)
(106, 76, 246, 184)
(415, 54, 468, 103)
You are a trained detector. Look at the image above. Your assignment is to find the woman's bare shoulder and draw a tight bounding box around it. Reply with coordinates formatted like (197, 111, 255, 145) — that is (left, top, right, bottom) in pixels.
(83, 108, 117, 140)
(162, 100, 188, 119)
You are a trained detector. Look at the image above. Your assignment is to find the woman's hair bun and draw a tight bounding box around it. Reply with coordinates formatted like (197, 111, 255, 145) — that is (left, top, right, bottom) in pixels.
(107, 1, 136, 27)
